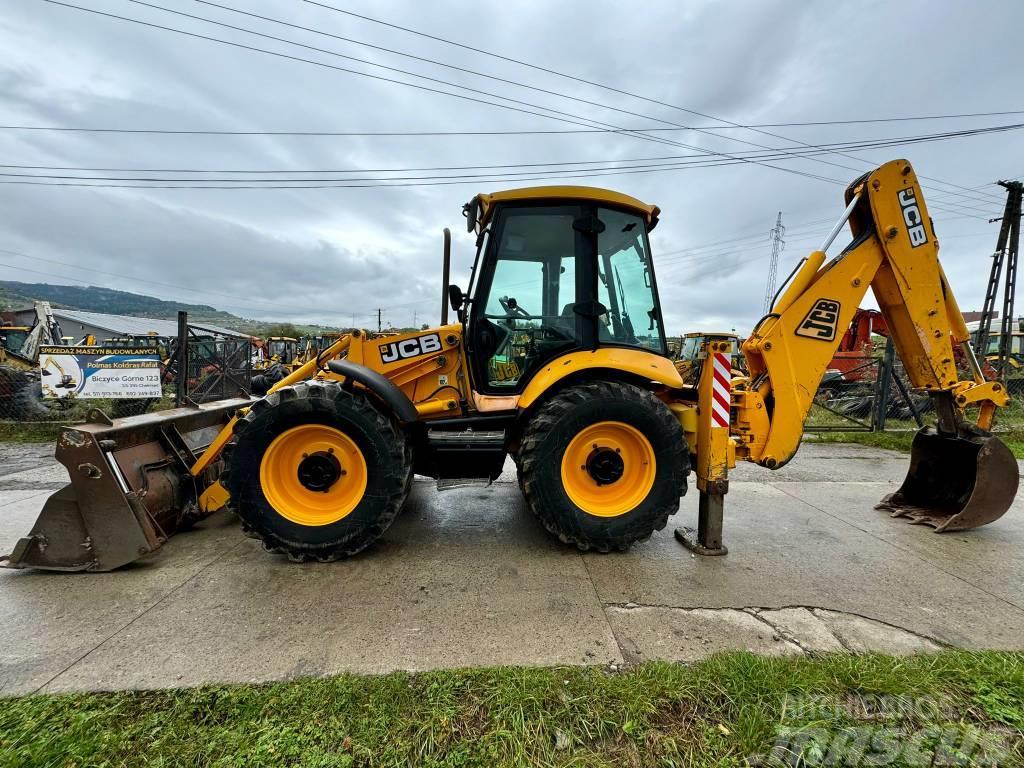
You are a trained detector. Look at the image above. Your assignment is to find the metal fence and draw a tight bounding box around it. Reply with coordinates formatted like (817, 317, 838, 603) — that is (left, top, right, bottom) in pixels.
(171, 313, 253, 406)
(0, 324, 1010, 435)
(805, 341, 932, 433)
(0, 311, 253, 426)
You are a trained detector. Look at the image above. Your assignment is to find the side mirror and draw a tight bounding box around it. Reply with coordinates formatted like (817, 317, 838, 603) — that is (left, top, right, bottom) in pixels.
(448, 284, 465, 312)
(463, 198, 480, 233)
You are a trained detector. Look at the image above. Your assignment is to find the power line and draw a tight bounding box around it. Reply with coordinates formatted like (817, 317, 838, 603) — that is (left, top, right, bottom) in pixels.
(3, 122, 1019, 176)
(154, 0, 1007, 212)
(0, 124, 680, 136)
(299, 0, 1007, 209)
(36, 0, 845, 187)
(158, 0, 1012, 208)
(5, 108, 1024, 136)
(2, 123, 1018, 195)
(18, 1, 1011, 219)
(21, 0, 1013, 216)
(33, 1, 638, 140)
(656, 232, 827, 272)
(124, 0, 867, 185)
(0, 140, 1012, 220)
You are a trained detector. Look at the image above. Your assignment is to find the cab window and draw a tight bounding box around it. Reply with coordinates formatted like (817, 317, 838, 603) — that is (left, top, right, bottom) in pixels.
(596, 208, 665, 353)
(470, 203, 665, 392)
(478, 207, 578, 388)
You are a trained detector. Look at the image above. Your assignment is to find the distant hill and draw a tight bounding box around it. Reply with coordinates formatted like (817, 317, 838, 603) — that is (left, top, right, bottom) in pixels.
(0, 282, 36, 310)
(0, 280, 342, 336)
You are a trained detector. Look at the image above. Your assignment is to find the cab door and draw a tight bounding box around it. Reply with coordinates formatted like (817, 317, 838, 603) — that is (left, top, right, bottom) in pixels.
(467, 204, 594, 394)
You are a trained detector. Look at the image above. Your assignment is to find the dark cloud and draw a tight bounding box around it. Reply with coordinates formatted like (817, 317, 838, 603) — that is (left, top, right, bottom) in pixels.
(1, 0, 1020, 333)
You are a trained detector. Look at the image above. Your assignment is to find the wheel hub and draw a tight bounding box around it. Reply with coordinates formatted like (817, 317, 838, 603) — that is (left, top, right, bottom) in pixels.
(586, 447, 624, 485)
(297, 450, 343, 492)
(560, 421, 657, 517)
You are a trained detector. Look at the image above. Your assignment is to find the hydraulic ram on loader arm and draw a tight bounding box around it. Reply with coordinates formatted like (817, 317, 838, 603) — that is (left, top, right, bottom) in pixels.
(677, 159, 1017, 555)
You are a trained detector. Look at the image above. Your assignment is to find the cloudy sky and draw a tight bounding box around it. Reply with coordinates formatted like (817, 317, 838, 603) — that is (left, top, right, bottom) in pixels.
(1, 0, 1022, 334)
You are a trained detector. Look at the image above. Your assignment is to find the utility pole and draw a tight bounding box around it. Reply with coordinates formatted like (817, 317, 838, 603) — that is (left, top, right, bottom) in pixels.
(977, 180, 1022, 379)
(763, 212, 785, 314)
(376, 308, 383, 333)
(413, 309, 417, 329)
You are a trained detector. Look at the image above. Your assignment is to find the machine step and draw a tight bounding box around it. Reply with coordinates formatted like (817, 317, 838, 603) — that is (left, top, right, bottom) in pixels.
(427, 429, 506, 447)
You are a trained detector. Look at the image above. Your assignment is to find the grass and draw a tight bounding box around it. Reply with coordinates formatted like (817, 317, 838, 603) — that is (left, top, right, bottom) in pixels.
(0, 652, 1021, 767)
(810, 397, 1024, 457)
(811, 428, 1024, 458)
(808, 395, 1024, 457)
(0, 421, 69, 443)
(0, 389, 177, 442)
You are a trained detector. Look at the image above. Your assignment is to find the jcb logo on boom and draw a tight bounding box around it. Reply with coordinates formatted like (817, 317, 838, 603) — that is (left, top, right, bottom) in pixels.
(795, 299, 841, 342)
(898, 188, 928, 248)
(379, 332, 443, 364)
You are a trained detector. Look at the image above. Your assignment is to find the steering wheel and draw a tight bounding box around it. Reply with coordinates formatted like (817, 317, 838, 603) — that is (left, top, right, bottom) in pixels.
(498, 295, 531, 319)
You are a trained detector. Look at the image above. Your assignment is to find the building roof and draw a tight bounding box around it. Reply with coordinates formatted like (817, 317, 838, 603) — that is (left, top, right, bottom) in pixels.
(47, 308, 247, 339)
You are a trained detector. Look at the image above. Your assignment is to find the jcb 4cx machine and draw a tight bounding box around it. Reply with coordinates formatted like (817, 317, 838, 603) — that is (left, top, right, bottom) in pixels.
(3, 160, 1018, 571)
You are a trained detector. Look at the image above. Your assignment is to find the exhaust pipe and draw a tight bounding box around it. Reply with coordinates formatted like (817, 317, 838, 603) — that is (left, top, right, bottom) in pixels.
(1, 398, 248, 572)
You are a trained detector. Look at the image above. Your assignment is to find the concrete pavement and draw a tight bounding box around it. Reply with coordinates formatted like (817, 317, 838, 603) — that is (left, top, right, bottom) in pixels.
(1, 440, 1021, 695)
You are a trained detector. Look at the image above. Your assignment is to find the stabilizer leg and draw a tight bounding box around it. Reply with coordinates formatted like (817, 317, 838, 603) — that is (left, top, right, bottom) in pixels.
(676, 490, 728, 555)
(675, 335, 733, 556)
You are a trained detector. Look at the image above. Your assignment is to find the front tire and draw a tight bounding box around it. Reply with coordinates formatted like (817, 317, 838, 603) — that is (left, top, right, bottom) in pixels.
(224, 381, 411, 561)
(519, 381, 689, 552)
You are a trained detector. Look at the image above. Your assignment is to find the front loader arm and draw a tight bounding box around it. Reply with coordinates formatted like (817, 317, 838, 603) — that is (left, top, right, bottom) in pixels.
(190, 333, 354, 479)
(738, 159, 1008, 469)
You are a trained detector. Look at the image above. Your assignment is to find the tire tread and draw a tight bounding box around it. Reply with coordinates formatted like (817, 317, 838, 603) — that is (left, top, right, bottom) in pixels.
(518, 380, 688, 552)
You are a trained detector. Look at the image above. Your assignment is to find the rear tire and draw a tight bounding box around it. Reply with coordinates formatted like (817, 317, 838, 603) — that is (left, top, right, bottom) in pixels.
(224, 381, 411, 561)
(519, 380, 688, 552)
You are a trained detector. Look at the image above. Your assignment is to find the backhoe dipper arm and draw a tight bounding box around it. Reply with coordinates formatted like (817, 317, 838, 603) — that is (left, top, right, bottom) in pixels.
(738, 159, 1008, 470)
(677, 159, 1015, 555)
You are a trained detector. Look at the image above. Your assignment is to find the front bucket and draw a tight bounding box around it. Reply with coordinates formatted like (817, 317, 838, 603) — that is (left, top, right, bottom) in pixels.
(876, 426, 1019, 532)
(0, 398, 249, 572)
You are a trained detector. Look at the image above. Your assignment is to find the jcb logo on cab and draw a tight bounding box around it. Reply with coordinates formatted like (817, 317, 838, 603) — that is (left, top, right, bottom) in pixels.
(795, 299, 841, 342)
(380, 333, 443, 364)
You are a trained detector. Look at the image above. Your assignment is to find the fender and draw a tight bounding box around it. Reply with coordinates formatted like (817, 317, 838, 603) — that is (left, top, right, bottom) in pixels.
(326, 359, 418, 423)
(517, 348, 683, 409)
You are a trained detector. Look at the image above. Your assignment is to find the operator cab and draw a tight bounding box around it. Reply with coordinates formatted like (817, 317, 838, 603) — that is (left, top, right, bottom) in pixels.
(460, 187, 667, 393)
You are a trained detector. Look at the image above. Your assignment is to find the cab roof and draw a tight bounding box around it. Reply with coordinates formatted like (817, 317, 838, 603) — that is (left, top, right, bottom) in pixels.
(473, 186, 660, 229)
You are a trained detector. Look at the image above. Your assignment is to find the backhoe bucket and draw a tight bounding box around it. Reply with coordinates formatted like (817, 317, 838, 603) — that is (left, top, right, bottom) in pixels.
(0, 398, 249, 572)
(876, 426, 1018, 532)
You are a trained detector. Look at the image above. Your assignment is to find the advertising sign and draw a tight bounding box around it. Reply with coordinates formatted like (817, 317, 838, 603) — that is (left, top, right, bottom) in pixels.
(38, 346, 163, 400)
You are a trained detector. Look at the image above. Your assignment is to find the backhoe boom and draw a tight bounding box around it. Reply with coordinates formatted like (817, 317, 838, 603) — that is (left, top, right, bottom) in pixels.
(679, 160, 1017, 553)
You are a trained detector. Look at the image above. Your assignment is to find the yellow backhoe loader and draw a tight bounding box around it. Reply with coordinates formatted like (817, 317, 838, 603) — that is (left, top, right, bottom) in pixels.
(2, 160, 1017, 571)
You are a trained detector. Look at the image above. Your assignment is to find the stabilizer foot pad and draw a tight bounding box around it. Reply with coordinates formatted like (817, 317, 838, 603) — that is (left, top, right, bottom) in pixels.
(674, 527, 728, 556)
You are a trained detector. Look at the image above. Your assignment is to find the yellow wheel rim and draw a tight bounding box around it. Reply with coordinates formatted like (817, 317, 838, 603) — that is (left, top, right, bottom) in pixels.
(560, 421, 656, 517)
(259, 424, 368, 526)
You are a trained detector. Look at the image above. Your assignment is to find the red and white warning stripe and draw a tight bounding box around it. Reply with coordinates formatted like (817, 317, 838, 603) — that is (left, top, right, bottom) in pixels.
(710, 352, 731, 429)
